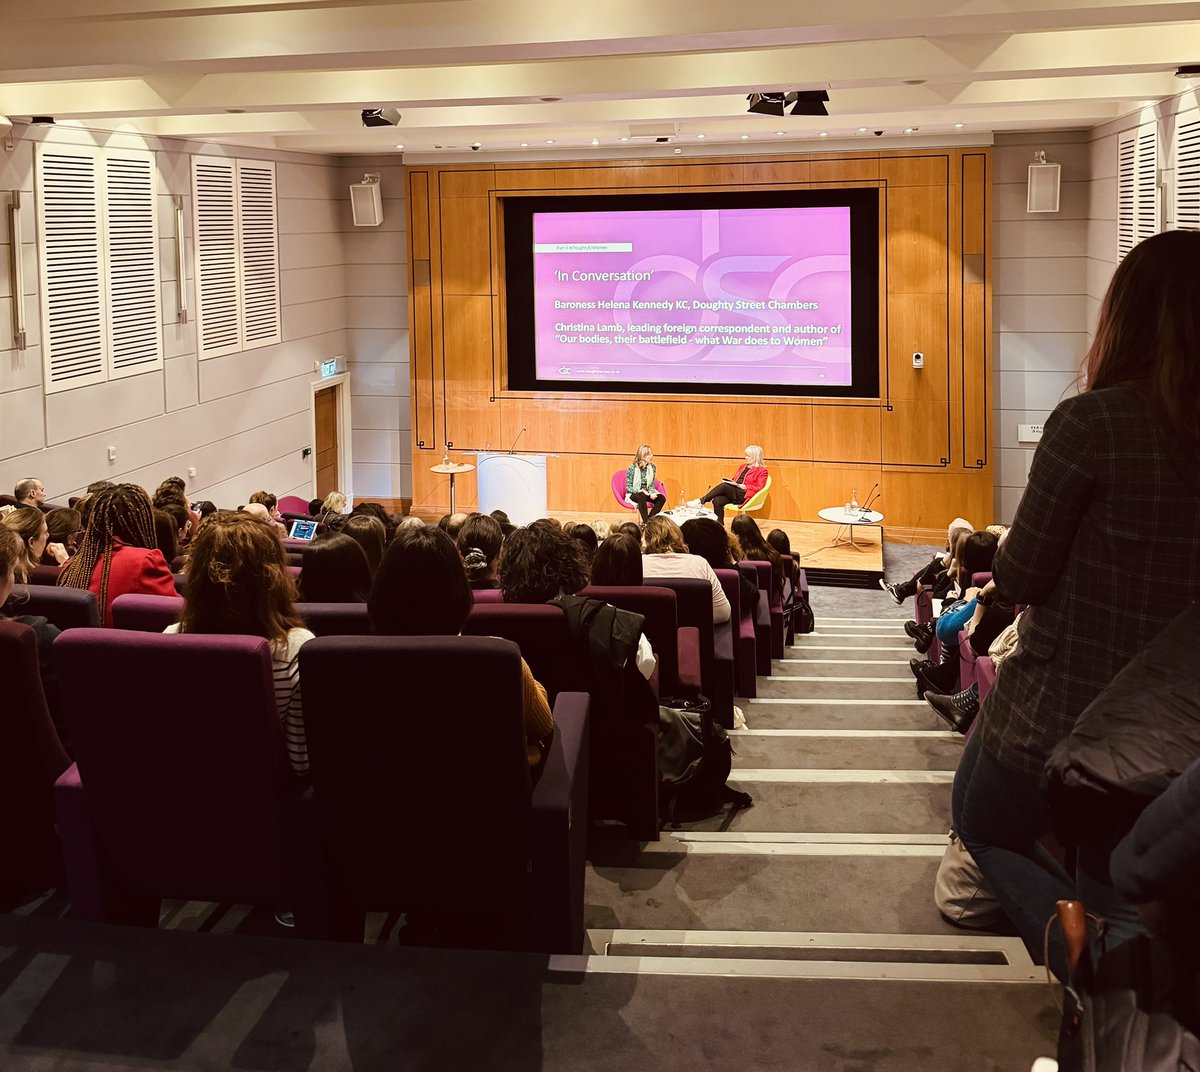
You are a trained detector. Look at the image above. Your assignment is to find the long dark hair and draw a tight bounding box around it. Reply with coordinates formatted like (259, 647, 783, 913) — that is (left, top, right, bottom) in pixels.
(298, 532, 372, 603)
(369, 525, 471, 635)
(591, 533, 643, 586)
(731, 514, 783, 601)
(1085, 230, 1200, 457)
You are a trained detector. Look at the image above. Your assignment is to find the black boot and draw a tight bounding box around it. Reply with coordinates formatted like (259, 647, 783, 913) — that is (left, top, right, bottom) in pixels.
(916, 657, 960, 698)
(904, 619, 935, 653)
(927, 683, 980, 734)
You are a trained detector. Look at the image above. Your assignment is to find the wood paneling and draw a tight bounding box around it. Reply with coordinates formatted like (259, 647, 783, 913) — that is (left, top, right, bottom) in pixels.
(314, 386, 338, 498)
(406, 149, 993, 527)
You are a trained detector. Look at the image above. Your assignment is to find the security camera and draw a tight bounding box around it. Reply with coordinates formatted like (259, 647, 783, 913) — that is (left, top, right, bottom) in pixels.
(470, 142, 482, 151)
(873, 130, 884, 137)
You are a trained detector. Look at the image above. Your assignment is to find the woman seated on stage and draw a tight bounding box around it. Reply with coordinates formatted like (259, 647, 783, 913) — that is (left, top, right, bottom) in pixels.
(689, 445, 768, 524)
(624, 444, 665, 523)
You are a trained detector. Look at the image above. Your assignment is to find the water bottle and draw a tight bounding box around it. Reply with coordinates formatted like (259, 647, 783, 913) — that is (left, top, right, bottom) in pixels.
(850, 489, 859, 510)
(441, 450, 449, 468)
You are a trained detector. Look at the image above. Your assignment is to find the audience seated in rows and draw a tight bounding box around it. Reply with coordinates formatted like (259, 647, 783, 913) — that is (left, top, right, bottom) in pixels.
(640, 516, 731, 625)
(590, 533, 642, 587)
(297, 532, 372, 604)
(165, 513, 314, 776)
(247, 490, 289, 534)
(342, 514, 387, 575)
(680, 517, 759, 616)
(43, 508, 82, 564)
(4, 507, 67, 572)
(456, 512, 503, 590)
(881, 517, 975, 606)
(568, 523, 598, 558)
(370, 525, 554, 768)
(731, 514, 784, 605)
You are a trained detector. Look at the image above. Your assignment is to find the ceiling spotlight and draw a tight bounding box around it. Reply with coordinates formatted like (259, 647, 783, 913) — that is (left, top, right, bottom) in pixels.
(954, 122, 965, 129)
(545, 139, 555, 144)
(591, 137, 599, 146)
(1175, 64, 1200, 79)
(619, 136, 629, 142)
(858, 127, 868, 133)
(394, 143, 405, 150)
(696, 133, 706, 139)
(819, 131, 829, 137)
(361, 107, 401, 127)
(29, 116, 56, 125)
(470, 142, 482, 151)
(520, 142, 529, 147)
(775, 130, 785, 136)
(746, 90, 830, 117)
(740, 134, 750, 140)
(904, 127, 919, 133)
(673, 147, 682, 155)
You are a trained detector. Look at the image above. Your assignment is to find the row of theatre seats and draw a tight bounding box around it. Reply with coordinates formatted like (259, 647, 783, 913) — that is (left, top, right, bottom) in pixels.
(3, 556, 807, 956)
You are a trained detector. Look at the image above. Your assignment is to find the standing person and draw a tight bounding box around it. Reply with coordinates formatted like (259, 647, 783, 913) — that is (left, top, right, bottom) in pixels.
(624, 445, 664, 523)
(952, 229, 1200, 982)
(166, 513, 314, 778)
(689, 445, 768, 524)
(56, 485, 176, 625)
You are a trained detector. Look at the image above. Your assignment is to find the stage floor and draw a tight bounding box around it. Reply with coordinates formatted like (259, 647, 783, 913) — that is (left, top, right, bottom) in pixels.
(553, 509, 884, 586)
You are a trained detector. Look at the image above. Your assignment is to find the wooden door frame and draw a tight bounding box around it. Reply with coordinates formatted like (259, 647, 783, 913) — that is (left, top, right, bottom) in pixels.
(309, 372, 354, 503)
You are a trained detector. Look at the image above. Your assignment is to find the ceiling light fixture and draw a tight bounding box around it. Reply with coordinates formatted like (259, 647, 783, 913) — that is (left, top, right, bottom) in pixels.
(545, 139, 555, 144)
(819, 131, 829, 137)
(740, 134, 750, 140)
(775, 130, 785, 136)
(520, 142, 528, 147)
(696, 133, 706, 139)
(954, 122, 965, 129)
(394, 143, 405, 150)
(591, 138, 599, 146)
(1175, 64, 1200, 79)
(858, 127, 868, 133)
(746, 90, 829, 117)
(619, 136, 629, 142)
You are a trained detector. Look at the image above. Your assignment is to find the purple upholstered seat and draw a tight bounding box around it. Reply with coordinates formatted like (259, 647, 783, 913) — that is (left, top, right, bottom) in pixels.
(26, 565, 63, 586)
(463, 603, 573, 699)
(111, 594, 184, 632)
(9, 584, 100, 630)
(471, 587, 504, 604)
(298, 635, 589, 952)
(54, 630, 298, 925)
(737, 562, 773, 677)
(976, 656, 996, 702)
(716, 569, 756, 699)
(296, 602, 372, 636)
(744, 559, 784, 660)
(581, 584, 689, 697)
(0, 620, 71, 888)
(278, 495, 310, 516)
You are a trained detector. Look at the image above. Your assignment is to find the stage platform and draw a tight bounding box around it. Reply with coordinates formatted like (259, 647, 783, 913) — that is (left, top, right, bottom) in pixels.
(552, 510, 884, 589)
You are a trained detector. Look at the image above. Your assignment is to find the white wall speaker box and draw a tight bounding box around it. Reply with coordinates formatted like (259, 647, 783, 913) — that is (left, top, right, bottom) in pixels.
(1027, 163, 1061, 213)
(350, 174, 383, 227)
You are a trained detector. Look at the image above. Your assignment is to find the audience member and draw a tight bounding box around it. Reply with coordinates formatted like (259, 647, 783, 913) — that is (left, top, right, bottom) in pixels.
(881, 517, 974, 605)
(369, 525, 554, 768)
(44, 507, 82, 562)
(248, 491, 289, 533)
(316, 491, 347, 529)
(640, 516, 731, 624)
(297, 532, 372, 603)
(350, 501, 397, 544)
(590, 533, 643, 587)
(396, 514, 425, 532)
(342, 514, 387, 575)
(13, 477, 46, 509)
(731, 514, 784, 604)
(953, 229, 1200, 982)
(444, 512, 470, 541)
(682, 516, 759, 615)
(152, 509, 180, 564)
(3, 507, 67, 573)
(157, 501, 191, 551)
(568, 522, 598, 557)
(615, 521, 642, 540)
(590, 519, 612, 541)
(86, 480, 115, 496)
(193, 500, 218, 520)
(57, 484, 176, 626)
(456, 513, 503, 590)
(241, 502, 275, 527)
(166, 513, 313, 777)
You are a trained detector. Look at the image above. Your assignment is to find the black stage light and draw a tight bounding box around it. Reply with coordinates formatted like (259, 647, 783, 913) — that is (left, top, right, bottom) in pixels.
(788, 91, 830, 116)
(361, 107, 401, 127)
(747, 93, 787, 117)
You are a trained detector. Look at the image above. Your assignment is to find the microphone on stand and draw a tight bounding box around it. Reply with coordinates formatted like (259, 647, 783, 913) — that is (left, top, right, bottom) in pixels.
(507, 427, 527, 455)
(861, 484, 881, 515)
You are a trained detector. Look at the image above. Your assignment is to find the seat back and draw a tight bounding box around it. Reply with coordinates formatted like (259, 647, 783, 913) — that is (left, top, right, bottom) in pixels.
(26, 565, 63, 586)
(297, 602, 372, 636)
(299, 635, 532, 914)
(8, 585, 101, 630)
(610, 470, 666, 509)
(971, 572, 993, 588)
(54, 630, 287, 904)
(110, 594, 184, 632)
(278, 495, 311, 515)
(0, 621, 71, 884)
(463, 603, 573, 699)
(471, 587, 504, 603)
(581, 585, 678, 692)
(728, 473, 771, 516)
(642, 576, 714, 680)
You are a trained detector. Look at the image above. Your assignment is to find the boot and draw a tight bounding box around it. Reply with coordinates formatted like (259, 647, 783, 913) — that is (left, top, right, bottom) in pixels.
(927, 683, 980, 734)
(904, 619, 935, 653)
(916, 657, 960, 699)
(910, 656, 936, 678)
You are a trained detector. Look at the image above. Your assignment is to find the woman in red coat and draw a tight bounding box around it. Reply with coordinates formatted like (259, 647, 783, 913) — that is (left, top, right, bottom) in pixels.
(57, 484, 176, 625)
(689, 445, 769, 524)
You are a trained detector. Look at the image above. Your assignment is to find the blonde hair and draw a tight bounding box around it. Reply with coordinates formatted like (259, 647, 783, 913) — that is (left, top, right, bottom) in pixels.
(745, 445, 765, 467)
(2, 507, 44, 578)
(634, 445, 653, 467)
(590, 519, 611, 540)
(642, 516, 687, 555)
(322, 491, 347, 514)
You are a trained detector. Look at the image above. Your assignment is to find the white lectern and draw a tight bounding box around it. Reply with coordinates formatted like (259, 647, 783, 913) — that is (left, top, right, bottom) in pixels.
(475, 453, 548, 525)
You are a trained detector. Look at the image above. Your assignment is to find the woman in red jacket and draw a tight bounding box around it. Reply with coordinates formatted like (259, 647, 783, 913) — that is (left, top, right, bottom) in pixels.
(57, 484, 176, 625)
(689, 445, 769, 524)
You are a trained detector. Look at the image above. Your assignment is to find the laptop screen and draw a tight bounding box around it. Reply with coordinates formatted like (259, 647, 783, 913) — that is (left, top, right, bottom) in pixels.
(288, 519, 318, 542)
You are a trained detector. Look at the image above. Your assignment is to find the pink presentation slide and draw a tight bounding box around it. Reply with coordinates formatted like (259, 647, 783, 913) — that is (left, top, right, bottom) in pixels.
(532, 206, 852, 387)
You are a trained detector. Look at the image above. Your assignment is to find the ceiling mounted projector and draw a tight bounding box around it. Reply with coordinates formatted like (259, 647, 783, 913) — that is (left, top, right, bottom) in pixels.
(746, 91, 829, 117)
(361, 108, 401, 127)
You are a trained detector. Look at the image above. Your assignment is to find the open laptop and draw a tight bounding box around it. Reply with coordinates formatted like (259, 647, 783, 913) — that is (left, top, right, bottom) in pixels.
(288, 519, 318, 542)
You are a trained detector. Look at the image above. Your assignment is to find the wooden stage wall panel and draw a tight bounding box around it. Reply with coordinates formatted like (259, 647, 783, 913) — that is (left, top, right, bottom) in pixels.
(405, 151, 992, 537)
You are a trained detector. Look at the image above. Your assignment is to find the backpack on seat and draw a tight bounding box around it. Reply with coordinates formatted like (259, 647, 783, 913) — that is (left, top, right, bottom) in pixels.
(658, 695, 752, 823)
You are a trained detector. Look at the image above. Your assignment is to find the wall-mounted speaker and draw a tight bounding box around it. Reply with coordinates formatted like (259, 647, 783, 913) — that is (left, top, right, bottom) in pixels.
(1027, 162, 1061, 213)
(350, 174, 383, 227)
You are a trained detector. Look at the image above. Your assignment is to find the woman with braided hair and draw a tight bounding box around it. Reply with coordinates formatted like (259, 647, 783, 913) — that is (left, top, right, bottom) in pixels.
(57, 484, 175, 625)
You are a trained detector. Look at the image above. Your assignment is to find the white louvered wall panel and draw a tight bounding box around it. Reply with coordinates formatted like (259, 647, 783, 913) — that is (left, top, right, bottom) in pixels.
(105, 152, 163, 378)
(1176, 109, 1200, 230)
(1117, 130, 1137, 259)
(36, 149, 107, 392)
(237, 161, 281, 349)
(1117, 122, 1159, 261)
(1135, 126, 1159, 243)
(192, 159, 241, 358)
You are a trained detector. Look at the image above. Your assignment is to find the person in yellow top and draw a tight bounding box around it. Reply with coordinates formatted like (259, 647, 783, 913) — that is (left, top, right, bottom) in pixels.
(368, 524, 553, 768)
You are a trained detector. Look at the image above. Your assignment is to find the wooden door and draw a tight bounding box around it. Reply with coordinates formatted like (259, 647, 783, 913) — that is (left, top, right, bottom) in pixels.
(314, 386, 339, 498)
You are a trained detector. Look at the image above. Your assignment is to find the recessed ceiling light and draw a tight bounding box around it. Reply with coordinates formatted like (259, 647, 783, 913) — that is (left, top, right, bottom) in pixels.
(858, 127, 868, 133)
(954, 122, 965, 129)
(545, 139, 555, 144)
(775, 130, 785, 136)
(696, 133, 706, 139)
(520, 142, 528, 148)
(819, 131, 829, 137)
(904, 127, 915, 133)
(740, 134, 750, 140)
(471, 142, 482, 149)
(619, 136, 629, 142)
(591, 138, 599, 146)
(394, 143, 405, 150)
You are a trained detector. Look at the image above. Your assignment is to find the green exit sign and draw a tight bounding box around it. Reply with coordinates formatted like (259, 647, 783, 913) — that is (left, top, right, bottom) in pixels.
(319, 359, 338, 378)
